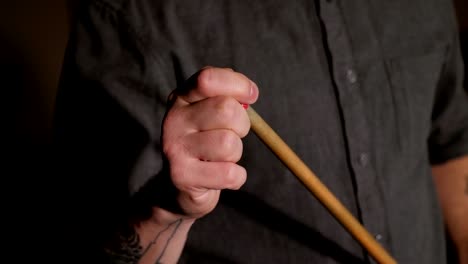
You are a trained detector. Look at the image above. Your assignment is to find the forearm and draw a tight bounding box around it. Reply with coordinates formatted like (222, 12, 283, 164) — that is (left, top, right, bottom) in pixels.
(103, 208, 195, 264)
(432, 155, 468, 263)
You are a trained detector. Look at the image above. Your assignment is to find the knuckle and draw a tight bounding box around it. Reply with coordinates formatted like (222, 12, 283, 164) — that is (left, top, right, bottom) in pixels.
(197, 68, 213, 91)
(234, 171, 247, 190)
(170, 166, 183, 187)
(162, 109, 192, 158)
(235, 72, 251, 89)
(162, 142, 177, 160)
(162, 112, 175, 132)
(237, 112, 251, 138)
(238, 121, 250, 138)
(162, 136, 186, 161)
(162, 108, 183, 137)
(242, 76, 252, 91)
(222, 164, 241, 188)
(219, 131, 237, 152)
(170, 162, 189, 190)
(214, 96, 239, 121)
(219, 132, 242, 161)
(164, 146, 190, 189)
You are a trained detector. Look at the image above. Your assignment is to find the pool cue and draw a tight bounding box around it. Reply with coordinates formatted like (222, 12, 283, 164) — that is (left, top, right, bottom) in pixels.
(246, 106, 397, 264)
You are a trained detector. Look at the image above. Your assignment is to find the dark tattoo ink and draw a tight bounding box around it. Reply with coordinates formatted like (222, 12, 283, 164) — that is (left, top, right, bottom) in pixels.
(140, 219, 182, 256)
(154, 219, 183, 264)
(104, 224, 143, 263)
(104, 219, 183, 264)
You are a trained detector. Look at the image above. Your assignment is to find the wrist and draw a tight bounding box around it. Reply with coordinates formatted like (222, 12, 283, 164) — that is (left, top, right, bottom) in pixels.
(134, 207, 195, 264)
(149, 206, 196, 226)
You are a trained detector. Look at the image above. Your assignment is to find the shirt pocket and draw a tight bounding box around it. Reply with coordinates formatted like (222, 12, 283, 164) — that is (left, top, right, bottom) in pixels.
(384, 48, 446, 155)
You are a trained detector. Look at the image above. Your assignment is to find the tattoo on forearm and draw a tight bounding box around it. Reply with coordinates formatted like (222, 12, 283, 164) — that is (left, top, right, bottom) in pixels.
(104, 224, 143, 263)
(104, 219, 183, 264)
(154, 218, 183, 264)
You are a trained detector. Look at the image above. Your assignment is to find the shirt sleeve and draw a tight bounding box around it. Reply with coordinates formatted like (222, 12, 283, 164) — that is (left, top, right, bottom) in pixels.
(53, 1, 174, 258)
(428, 14, 468, 164)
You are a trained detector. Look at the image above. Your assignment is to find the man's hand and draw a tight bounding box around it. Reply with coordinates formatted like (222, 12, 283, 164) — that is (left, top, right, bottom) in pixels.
(162, 67, 259, 218)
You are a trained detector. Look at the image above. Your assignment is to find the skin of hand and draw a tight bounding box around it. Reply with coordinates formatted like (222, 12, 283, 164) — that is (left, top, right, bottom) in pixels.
(162, 67, 259, 219)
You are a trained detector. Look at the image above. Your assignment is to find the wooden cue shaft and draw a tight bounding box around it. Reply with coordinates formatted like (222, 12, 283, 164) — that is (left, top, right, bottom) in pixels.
(246, 107, 397, 264)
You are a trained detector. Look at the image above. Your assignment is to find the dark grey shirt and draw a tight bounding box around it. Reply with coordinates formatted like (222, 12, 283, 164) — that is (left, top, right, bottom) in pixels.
(54, 0, 468, 263)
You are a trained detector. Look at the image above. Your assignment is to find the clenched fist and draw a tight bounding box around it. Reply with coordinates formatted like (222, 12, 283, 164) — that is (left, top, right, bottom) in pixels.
(162, 67, 259, 218)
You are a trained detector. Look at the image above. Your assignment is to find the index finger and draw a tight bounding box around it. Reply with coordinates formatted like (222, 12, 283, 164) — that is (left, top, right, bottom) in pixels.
(176, 67, 259, 105)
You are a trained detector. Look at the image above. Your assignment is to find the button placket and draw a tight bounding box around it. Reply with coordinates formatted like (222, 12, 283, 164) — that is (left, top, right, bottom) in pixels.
(317, 0, 390, 257)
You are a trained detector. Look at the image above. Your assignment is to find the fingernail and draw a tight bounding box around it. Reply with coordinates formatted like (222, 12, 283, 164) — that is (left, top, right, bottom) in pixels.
(241, 103, 249, 109)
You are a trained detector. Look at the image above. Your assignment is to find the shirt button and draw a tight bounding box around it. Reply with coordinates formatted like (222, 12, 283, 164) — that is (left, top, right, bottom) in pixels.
(346, 69, 357, 84)
(375, 234, 383, 241)
(359, 153, 369, 166)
